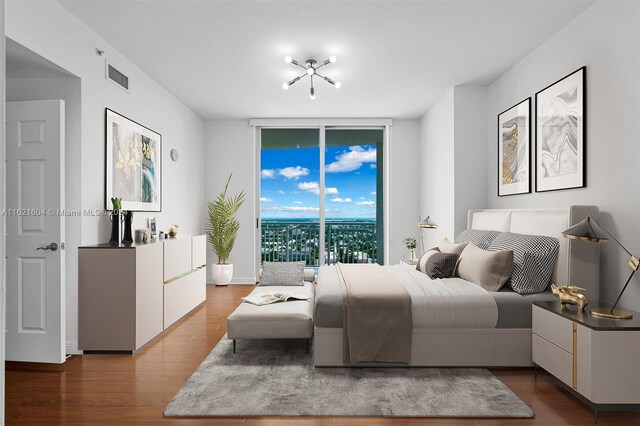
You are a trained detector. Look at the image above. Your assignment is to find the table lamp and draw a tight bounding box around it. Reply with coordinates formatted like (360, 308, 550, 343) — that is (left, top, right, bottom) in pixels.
(418, 215, 438, 253)
(562, 215, 639, 319)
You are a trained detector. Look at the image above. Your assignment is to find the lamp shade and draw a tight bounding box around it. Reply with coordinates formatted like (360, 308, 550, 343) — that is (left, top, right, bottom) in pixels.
(562, 216, 609, 243)
(418, 216, 438, 229)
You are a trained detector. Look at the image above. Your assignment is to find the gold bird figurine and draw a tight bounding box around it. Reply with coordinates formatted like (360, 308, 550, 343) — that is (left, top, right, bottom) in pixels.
(551, 284, 589, 312)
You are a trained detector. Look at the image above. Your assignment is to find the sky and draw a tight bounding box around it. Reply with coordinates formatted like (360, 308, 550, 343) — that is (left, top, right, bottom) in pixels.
(261, 144, 378, 219)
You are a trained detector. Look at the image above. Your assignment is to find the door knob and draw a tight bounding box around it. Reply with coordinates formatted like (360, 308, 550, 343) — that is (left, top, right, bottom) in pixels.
(36, 243, 58, 252)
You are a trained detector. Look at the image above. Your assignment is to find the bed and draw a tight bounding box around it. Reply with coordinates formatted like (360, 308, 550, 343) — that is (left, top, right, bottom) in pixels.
(313, 206, 600, 367)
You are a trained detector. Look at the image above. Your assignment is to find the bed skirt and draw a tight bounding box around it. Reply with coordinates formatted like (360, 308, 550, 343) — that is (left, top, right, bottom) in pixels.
(313, 327, 533, 367)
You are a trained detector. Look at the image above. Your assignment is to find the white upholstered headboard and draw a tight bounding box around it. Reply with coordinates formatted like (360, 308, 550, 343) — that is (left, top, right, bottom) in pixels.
(467, 206, 600, 300)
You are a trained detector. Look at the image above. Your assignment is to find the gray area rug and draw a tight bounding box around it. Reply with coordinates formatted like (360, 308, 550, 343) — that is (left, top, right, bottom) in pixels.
(164, 337, 534, 418)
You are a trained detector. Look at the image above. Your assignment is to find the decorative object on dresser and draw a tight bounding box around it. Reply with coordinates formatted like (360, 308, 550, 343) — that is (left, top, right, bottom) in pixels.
(532, 301, 640, 422)
(168, 224, 179, 238)
(122, 210, 134, 243)
(105, 108, 162, 211)
(498, 97, 531, 196)
(78, 235, 206, 352)
(551, 284, 589, 311)
(403, 236, 417, 260)
(417, 215, 438, 252)
(108, 197, 122, 244)
(148, 217, 157, 238)
(562, 215, 639, 319)
(535, 67, 586, 192)
(207, 173, 246, 285)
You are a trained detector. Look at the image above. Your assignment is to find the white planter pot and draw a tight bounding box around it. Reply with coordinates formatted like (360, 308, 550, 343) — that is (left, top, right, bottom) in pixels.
(211, 263, 233, 286)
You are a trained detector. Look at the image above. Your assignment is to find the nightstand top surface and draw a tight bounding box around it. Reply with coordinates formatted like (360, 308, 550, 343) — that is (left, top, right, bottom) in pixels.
(534, 301, 640, 331)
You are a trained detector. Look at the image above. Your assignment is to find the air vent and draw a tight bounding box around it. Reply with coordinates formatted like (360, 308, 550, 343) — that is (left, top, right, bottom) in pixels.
(106, 63, 129, 92)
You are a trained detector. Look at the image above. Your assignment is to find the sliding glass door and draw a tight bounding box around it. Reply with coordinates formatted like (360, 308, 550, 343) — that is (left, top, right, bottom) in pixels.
(259, 127, 383, 267)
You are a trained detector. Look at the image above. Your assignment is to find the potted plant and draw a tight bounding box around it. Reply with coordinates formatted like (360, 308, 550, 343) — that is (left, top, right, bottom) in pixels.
(403, 237, 418, 261)
(206, 174, 245, 285)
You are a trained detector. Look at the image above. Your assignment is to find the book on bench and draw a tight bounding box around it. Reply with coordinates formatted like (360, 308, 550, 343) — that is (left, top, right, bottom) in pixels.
(242, 292, 311, 306)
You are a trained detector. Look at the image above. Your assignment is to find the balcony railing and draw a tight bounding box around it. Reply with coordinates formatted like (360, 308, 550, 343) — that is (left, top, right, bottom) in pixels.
(261, 221, 378, 267)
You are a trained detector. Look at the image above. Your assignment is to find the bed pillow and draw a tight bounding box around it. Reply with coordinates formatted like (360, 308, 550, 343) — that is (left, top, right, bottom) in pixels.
(259, 261, 305, 286)
(455, 229, 502, 250)
(424, 252, 459, 279)
(487, 232, 559, 294)
(456, 242, 514, 291)
(416, 247, 440, 273)
(438, 238, 468, 256)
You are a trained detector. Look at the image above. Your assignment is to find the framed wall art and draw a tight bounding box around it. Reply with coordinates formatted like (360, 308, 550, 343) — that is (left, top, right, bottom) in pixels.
(105, 108, 162, 211)
(498, 98, 531, 196)
(535, 67, 586, 192)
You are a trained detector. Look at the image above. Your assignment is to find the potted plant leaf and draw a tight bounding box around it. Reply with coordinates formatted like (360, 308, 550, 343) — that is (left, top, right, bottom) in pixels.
(206, 173, 245, 285)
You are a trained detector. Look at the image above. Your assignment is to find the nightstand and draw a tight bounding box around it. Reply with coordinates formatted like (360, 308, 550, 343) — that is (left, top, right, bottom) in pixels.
(532, 301, 640, 421)
(400, 258, 418, 266)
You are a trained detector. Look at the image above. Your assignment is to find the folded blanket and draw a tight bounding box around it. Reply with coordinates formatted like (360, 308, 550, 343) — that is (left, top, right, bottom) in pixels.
(337, 263, 412, 364)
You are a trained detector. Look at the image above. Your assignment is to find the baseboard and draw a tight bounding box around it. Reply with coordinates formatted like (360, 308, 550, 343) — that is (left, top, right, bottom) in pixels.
(66, 341, 82, 355)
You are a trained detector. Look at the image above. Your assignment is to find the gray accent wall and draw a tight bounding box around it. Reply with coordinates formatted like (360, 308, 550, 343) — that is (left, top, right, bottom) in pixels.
(484, 1, 640, 310)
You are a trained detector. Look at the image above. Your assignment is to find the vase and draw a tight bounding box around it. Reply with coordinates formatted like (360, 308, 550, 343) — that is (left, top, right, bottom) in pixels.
(123, 211, 134, 243)
(211, 263, 233, 286)
(109, 210, 121, 245)
(410, 249, 417, 260)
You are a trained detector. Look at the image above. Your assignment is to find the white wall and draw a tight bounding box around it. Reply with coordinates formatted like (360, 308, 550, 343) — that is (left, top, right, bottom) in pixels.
(454, 87, 488, 236)
(0, 0, 6, 420)
(485, 0, 640, 309)
(204, 119, 420, 281)
(204, 120, 256, 283)
(7, 77, 81, 354)
(6, 0, 206, 352)
(388, 120, 420, 263)
(419, 89, 455, 249)
(419, 87, 488, 250)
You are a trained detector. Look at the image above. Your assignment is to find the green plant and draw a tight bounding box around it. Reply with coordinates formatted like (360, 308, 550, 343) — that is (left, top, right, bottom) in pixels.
(403, 237, 417, 250)
(206, 174, 245, 264)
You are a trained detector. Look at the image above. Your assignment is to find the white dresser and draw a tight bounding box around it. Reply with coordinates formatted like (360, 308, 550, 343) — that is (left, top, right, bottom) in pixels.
(532, 301, 640, 421)
(78, 235, 206, 352)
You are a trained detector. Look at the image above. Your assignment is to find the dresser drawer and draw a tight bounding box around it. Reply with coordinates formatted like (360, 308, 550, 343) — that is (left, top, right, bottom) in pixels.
(533, 305, 573, 353)
(533, 334, 573, 388)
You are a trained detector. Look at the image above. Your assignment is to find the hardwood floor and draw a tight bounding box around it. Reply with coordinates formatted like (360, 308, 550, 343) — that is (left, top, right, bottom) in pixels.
(5, 284, 640, 425)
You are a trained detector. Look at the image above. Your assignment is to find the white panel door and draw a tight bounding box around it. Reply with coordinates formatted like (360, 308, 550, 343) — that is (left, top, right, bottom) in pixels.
(6, 100, 65, 363)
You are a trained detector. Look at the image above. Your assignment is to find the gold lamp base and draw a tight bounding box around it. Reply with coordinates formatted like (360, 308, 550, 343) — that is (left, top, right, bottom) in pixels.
(590, 307, 633, 320)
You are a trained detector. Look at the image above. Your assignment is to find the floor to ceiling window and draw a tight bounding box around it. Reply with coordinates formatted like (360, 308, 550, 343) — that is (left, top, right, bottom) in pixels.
(259, 127, 384, 267)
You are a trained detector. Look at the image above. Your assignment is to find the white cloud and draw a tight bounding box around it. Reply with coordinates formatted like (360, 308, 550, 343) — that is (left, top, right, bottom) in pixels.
(370, 191, 376, 196)
(292, 201, 304, 205)
(297, 182, 339, 195)
(260, 197, 273, 203)
(326, 146, 377, 173)
(277, 190, 285, 195)
(356, 200, 375, 207)
(331, 197, 352, 203)
(262, 205, 319, 212)
(370, 163, 377, 169)
(279, 166, 309, 180)
(261, 169, 276, 179)
(297, 181, 320, 194)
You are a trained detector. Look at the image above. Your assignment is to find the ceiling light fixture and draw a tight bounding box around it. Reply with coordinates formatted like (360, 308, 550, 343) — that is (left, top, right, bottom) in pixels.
(282, 55, 340, 100)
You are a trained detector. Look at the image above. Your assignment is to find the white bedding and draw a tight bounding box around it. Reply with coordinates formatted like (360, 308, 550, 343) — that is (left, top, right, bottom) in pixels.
(380, 265, 498, 328)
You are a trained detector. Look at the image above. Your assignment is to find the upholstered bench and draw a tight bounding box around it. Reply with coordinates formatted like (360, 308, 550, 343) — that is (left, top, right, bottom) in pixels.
(227, 270, 315, 353)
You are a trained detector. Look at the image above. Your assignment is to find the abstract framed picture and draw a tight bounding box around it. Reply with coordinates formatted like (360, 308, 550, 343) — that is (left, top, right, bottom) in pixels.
(535, 67, 586, 192)
(105, 108, 162, 211)
(498, 98, 531, 196)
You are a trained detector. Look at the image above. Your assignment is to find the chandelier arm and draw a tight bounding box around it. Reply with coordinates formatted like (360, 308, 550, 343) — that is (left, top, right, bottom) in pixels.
(314, 72, 334, 85)
(291, 60, 308, 71)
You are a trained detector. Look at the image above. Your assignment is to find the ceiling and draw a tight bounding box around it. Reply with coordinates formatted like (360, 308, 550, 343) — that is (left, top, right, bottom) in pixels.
(6, 38, 76, 79)
(57, 0, 594, 120)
